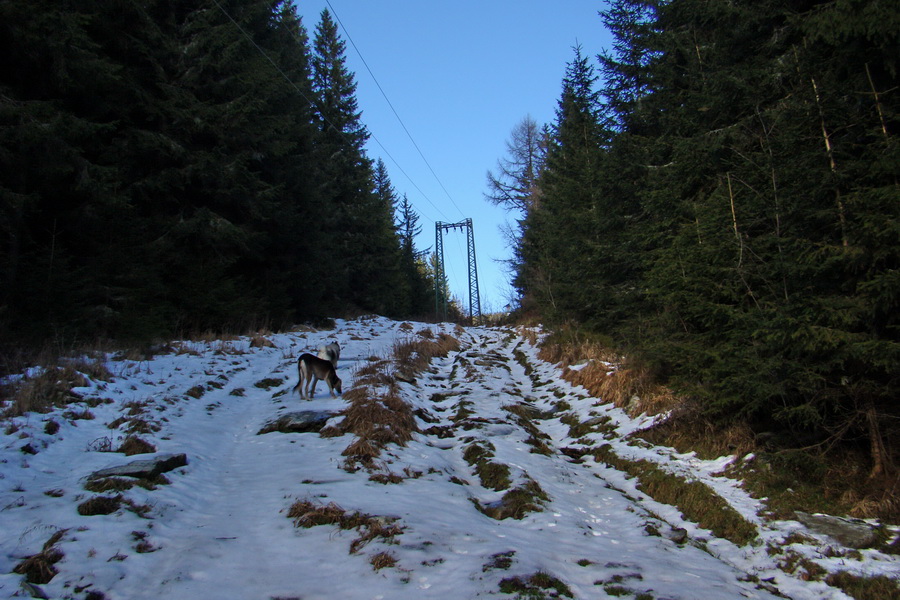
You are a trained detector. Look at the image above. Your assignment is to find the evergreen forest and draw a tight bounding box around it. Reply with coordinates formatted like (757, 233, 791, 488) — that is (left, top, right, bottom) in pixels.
(3, 0, 899, 508)
(0, 1, 435, 344)
(495, 0, 899, 491)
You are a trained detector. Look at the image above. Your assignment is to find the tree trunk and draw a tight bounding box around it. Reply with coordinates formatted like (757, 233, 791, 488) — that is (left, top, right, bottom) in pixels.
(865, 399, 894, 480)
(810, 76, 849, 247)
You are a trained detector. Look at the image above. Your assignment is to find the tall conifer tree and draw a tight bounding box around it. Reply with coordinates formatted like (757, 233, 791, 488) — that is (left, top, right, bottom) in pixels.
(520, 46, 607, 323)
(310, 8, 377, 311)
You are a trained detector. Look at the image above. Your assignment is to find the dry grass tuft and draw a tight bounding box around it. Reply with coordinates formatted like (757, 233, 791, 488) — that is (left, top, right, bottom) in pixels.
(13, 529, 66, 584)
(249, 333, 275, 349)
(369, 472, 404, 484)
(369, 551, 398, 570)
(475, 478, 549, 520)
(499, 571, 573, 599)
(117, 435, 156, 456)
(185, 385, 205, 399)
(287, 499, 404, 555)
(392, 333, 461, 377)
(288, 500, 351, 528)
(77, 495, 122, 516)
(336, 388, 418, 468)
(341, 435, 381, 462)
(517, 326, 539, 347)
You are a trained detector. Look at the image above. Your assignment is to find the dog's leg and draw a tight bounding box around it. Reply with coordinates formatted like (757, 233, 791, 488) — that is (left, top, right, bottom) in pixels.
(309, 375, 319, 398)
(293, 363, 302, 397)
(300, 360, 310, 399)
(296, 362, 303, 398)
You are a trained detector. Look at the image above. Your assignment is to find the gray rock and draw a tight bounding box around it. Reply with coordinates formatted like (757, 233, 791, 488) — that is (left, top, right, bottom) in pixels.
(795, 511, 880, 549)
(394, 370, 416, 384)
(89, 453, 188, 480)
(257, 410, 336, 435)
(664, 526, 689, 545)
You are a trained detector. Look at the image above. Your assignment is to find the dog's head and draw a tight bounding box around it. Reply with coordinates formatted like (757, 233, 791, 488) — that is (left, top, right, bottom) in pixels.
(331, 375, 342, 396)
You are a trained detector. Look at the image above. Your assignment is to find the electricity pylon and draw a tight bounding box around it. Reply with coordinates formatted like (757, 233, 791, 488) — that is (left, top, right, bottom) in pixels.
(434, 218, 482, 324)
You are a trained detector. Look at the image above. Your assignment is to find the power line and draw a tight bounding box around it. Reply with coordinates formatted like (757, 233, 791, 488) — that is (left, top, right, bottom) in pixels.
(324, 0, 467, 220)
(210, 0, 446, 224)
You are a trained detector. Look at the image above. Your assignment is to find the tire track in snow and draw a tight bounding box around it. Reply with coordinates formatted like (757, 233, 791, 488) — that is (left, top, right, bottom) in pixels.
(393, 326, 788, 600)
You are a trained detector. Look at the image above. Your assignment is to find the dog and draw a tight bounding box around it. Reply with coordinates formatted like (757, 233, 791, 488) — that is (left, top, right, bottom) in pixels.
(317, 342, 341, 368)
(293, 353, 342, 399)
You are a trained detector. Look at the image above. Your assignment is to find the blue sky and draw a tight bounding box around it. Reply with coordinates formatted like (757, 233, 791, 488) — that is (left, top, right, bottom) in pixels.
(294, 1, 613, 314)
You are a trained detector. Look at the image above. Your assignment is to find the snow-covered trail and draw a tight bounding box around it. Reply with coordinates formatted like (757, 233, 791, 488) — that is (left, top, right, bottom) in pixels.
(362, 325, 782, 600)
(2, 317, 892, 599)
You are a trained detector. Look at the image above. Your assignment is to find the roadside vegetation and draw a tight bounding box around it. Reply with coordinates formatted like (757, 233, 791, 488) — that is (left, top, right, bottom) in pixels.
(536, 324, 900, 599)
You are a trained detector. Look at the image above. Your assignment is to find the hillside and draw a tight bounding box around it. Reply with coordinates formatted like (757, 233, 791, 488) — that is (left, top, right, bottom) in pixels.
(1, 317, 897, 599)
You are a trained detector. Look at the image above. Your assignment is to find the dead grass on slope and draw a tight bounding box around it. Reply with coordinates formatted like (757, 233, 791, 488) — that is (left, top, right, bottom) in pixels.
(13, 529, 67, 584)
(538, 325, 900, 528)
(538, 329, 675, 419)
(287, 499, 404, 556)
(325, 332, 461, 470)
(1, 357, 112, 419)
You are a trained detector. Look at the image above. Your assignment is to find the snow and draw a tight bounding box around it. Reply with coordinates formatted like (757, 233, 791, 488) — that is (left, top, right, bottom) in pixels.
(1, 316, 897, 599)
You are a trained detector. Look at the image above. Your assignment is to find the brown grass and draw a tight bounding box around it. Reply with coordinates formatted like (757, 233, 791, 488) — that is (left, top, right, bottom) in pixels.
(249, 333, 275, 349)
(517, 326, 539, 347)
(369, 472, 404, 484)
(369, 551, 398, 570)
(84, 478, 135, 493)
(13, 530, 66, 584)
(117, 435, 156, 456)
(340, 402, 417, 467)
(185, 385, 205, 399)
(392, 334, 461, 377)
(287, 499, 404, 555)
(333, 333, 462, 467)
(538, 329, 676, 419)
(1, 364, 92, 417)
(637, 402, 756, 460)
(288, 500, 354, 528)
(77, 495, 122, 516)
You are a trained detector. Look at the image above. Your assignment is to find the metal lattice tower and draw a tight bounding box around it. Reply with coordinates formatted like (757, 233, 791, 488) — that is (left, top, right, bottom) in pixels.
(434, 218, 482, 324)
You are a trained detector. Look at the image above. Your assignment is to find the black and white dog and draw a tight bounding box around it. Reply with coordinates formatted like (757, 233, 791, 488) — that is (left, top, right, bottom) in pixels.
(317, 342, 340, 369)
(293, 353, 342, 399)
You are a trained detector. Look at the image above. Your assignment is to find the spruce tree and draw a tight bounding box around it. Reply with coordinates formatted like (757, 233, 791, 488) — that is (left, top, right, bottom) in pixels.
(310, 8, 376, 312)
(521, 45, 607, 324)
(396, 193, 434, 316)
(364, 158, 406, 316)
